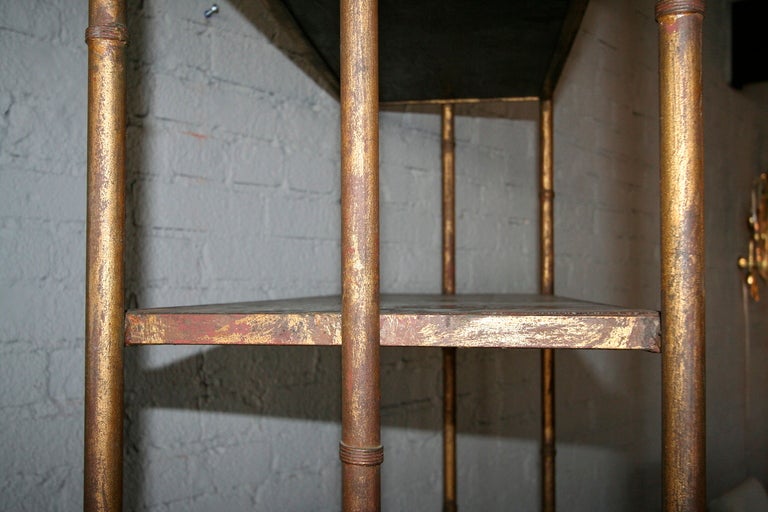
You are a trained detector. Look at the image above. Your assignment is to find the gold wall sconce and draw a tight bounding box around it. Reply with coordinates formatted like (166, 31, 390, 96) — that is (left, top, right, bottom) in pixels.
(738, 172, 768, 301)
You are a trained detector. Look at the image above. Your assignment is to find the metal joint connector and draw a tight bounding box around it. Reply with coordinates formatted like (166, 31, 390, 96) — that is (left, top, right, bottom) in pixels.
(339, 442, 384, 466)
(655, 0, 705, 20)
(85, 23, 129, 45)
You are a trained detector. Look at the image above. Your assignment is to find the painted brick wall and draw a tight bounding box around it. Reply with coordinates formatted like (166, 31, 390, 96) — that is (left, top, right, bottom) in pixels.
(1, 0, 767, 510)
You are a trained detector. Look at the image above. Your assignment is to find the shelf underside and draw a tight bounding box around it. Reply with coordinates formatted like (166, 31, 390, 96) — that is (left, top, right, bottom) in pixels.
(126, 294, 660, 351)
(265, 0, 589, 103)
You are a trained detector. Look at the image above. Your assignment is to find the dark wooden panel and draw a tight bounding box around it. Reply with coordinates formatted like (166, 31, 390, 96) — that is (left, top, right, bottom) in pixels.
(274, 0, 588, 102)
(126, 294, 660, 351)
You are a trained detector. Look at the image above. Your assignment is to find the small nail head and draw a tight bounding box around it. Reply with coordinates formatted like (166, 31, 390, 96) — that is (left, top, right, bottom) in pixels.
(204, 4, 219, 18)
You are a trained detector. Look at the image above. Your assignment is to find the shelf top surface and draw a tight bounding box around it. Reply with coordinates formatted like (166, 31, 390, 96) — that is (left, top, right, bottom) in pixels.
(265, 0, 589, 103)
(126, 293, 660, 351)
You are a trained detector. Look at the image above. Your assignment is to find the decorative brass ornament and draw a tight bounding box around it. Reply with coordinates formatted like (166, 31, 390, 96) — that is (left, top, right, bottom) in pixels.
(738, 172, 768, 301)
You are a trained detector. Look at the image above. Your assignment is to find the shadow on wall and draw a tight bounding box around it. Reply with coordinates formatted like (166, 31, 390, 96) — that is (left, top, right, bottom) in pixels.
(121, 344, 659, 509)
(124, 344, 656, 438)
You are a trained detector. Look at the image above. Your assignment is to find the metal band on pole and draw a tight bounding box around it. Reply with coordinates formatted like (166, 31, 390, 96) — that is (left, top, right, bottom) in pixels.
(656, 1, 706, 510)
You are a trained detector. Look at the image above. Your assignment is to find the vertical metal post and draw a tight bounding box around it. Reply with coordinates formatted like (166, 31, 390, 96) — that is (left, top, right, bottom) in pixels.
(441, 104, 457, 512)
(656, 1, 706, 511)
(339, 0, 382, 510)
(84, 0, 127, 510)
(539, 98, 556, 512)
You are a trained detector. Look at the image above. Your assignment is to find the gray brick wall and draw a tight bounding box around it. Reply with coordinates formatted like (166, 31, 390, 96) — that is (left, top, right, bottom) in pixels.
(1, 0, 767, 510)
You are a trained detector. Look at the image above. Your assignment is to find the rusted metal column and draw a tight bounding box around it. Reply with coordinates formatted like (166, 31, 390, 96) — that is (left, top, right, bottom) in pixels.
(656, 1, 706, 511)
(84, 1, 127, 511)
(441, 108, 456, 297)
(441, 104, 458, 512)
(340, 0, 382, 510)
(539, 97, 556, 512)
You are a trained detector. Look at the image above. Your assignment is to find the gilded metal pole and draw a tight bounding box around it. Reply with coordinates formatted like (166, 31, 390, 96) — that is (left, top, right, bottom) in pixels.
(441, 105, 456, 296)
(539, 97, 556, 512)
(84, 0, 127, 510)
(340, 0, 382, 510)
(656, 1, 706, 511)
(441, 104, 457, 512)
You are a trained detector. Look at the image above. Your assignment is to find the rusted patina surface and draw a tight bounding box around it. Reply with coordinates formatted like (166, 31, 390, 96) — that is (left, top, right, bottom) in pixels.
(339, 0, 382, 509)
(442, 104, 456, 299)
(85, 0, 127, 510)
(539, 97, 556, 512)
(125, 294, 661, 351)
(541, 348, 556, 512)
(441, 104, 457, 512)
(539, 99, 555, 299)
(656, 1, 706, 511)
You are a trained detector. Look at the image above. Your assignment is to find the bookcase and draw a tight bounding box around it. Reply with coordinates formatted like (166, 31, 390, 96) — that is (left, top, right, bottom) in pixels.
(83, 0, 706, 510)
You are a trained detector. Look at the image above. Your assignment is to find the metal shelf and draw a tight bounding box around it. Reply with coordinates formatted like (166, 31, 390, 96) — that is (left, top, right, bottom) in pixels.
(126, 294, 659, 351)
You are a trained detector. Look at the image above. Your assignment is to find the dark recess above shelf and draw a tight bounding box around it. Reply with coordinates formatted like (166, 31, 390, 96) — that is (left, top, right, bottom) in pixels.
(271, 0, 588, 103)
(731, 0, 768, 89)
